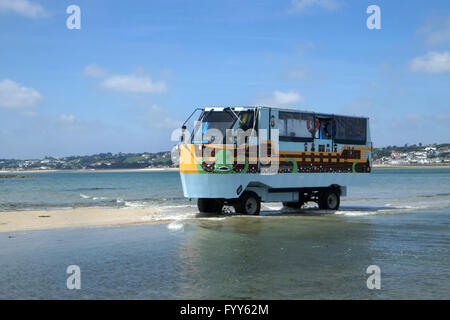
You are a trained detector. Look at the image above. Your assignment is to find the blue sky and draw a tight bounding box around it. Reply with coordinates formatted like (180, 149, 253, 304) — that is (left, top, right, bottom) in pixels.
(0, 0, 449, 159)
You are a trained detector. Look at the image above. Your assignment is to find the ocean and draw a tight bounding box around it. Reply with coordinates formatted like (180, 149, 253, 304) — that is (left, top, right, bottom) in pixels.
(0, 168, 449, 299)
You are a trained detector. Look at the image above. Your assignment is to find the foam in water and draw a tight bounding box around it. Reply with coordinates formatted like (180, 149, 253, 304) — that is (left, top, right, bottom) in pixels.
(335, 210, 382, 217)
(167, 221, 184, 230)
(124, 201, 151, 208)
(138, 205, 198, 222)
(335, 199, 450, 217)
(80, 194, 108, 201)
(197, 217, 227, 221)
(92, 196, 108, 201)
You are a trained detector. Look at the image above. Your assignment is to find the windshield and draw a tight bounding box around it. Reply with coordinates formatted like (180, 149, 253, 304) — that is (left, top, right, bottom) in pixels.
(192, 110, 254, 144)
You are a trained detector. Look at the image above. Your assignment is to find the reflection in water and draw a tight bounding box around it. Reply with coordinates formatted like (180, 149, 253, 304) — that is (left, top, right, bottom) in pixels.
(176, 215, 378, 299)
(0, 208, 448, 299)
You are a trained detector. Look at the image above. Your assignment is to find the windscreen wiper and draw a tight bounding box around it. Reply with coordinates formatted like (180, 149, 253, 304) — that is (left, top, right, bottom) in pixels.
(224, 107, 243, 125)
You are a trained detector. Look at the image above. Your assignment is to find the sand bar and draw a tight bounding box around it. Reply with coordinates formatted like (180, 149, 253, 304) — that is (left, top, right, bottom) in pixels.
(0, 207, 172, 233)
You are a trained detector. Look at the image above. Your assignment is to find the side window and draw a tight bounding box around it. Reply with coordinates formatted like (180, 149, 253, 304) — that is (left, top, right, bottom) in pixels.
(278, 112, 314, 142)
(334, 116, 366, 145)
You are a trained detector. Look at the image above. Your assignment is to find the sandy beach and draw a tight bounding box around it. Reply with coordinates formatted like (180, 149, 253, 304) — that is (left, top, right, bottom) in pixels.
(0, 167, 179, 174)
(0, 207, 171, 233)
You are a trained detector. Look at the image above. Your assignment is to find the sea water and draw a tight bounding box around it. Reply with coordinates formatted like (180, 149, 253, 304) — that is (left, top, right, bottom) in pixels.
(0, 169, 449, 299)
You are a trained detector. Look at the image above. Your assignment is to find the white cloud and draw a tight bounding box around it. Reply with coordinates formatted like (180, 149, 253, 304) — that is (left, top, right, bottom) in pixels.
(0, 0, 48, 18)
(83, 65, 168, 94)
(368, 81, 377, 88)
(0, 129, 14, 137)
(286, 66, 327, 81)
(0, 79, 43, 109)
(57, 113, 89, 131)
(419, 16, 450, 46)
(60, 114, 76, 124)
(255, 90, 304, 107)
(390, 113, 450, 133)
(286, 68, 310, 80)
(83, 64, 107, 78)
(410, 51, 450, 74)
(144, 105, 182, 130)
(291, 0, 342, 12)
(294, 41, 315, 55)
(340, 97, 375, 117)
(101, 74, 167, 94)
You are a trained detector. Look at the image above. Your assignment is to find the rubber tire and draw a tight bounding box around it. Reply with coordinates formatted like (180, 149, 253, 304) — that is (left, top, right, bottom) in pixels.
(318, 189, 340, 210)
(235, 192, 261, 215)
(282, 202, 304, 209)
(197, 198, 223, 213)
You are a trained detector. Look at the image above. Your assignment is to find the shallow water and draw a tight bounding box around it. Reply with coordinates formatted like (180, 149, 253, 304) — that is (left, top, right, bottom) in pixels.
(0, 210, 448, 299)
(1, 169, 450, 218)
(0, 171, 187, 211)
(0, 169, 449, 299)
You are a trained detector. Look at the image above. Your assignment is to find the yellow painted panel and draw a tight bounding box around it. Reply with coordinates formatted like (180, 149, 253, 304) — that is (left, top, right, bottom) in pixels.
(179, 144, 199, 174)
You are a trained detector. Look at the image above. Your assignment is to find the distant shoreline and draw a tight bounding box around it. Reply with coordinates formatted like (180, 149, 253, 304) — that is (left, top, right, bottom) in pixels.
(0, 167, 179, 174)
(372, 164, 450, 169)
(1, 165, 450, 174)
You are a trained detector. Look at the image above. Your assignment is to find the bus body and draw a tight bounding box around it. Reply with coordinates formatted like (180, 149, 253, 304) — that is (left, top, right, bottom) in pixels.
(178, 106, 372, 215)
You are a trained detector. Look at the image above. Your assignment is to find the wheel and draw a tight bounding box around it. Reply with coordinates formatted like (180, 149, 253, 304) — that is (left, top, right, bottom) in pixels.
(282, 202, 304, 209)
(235, 192, 261, 215)
(318, 189, 340, 210)
(197, 198, 223, 214)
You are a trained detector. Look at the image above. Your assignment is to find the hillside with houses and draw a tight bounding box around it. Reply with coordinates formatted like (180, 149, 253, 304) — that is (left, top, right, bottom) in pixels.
(373, 144, 450, 166)
(1, 143, 449, 171)
(0, 151, 175, 171)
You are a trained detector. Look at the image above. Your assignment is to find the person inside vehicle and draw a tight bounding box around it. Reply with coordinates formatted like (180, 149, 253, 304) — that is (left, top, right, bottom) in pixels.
(321, 119, 332, 139)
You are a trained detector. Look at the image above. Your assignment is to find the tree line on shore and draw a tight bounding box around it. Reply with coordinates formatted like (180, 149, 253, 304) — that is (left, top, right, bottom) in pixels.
(0, 151, 174, 170)
(1, 143, 449, 171)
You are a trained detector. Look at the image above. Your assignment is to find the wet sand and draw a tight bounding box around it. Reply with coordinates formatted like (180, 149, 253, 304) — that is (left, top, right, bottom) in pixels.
(0, 207, 170, 233)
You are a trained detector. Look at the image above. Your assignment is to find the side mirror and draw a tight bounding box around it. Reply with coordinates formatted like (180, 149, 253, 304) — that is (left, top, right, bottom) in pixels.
(181, 125, 187, 142)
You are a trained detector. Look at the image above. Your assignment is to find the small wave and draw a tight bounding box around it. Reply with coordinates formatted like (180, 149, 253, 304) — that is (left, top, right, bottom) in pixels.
(345, 197, 381, 201)
(67, 187, 121, 192)
(140, 205, 197, 222)
(335, 210, 385, 217)
(436, 193, 450, 197)
(143, 213, 196, 221)
(80, 194, 108, 201)
(93, 196, 108, 201)
(261, 203, 283, 211)
(167, 221, 184, 230)
(397, 202, 450, 210)
(157, 204, 197, 210)
(345, 192, 450, 204)
(197, 217, 227, 221)
(124, 201, 151, 208)
(416, 192, 450, 199)
(336, 200, 450, 216)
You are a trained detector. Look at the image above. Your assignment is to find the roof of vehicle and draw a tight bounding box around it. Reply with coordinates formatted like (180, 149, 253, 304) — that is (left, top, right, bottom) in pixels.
(202, 106, 369, 119)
